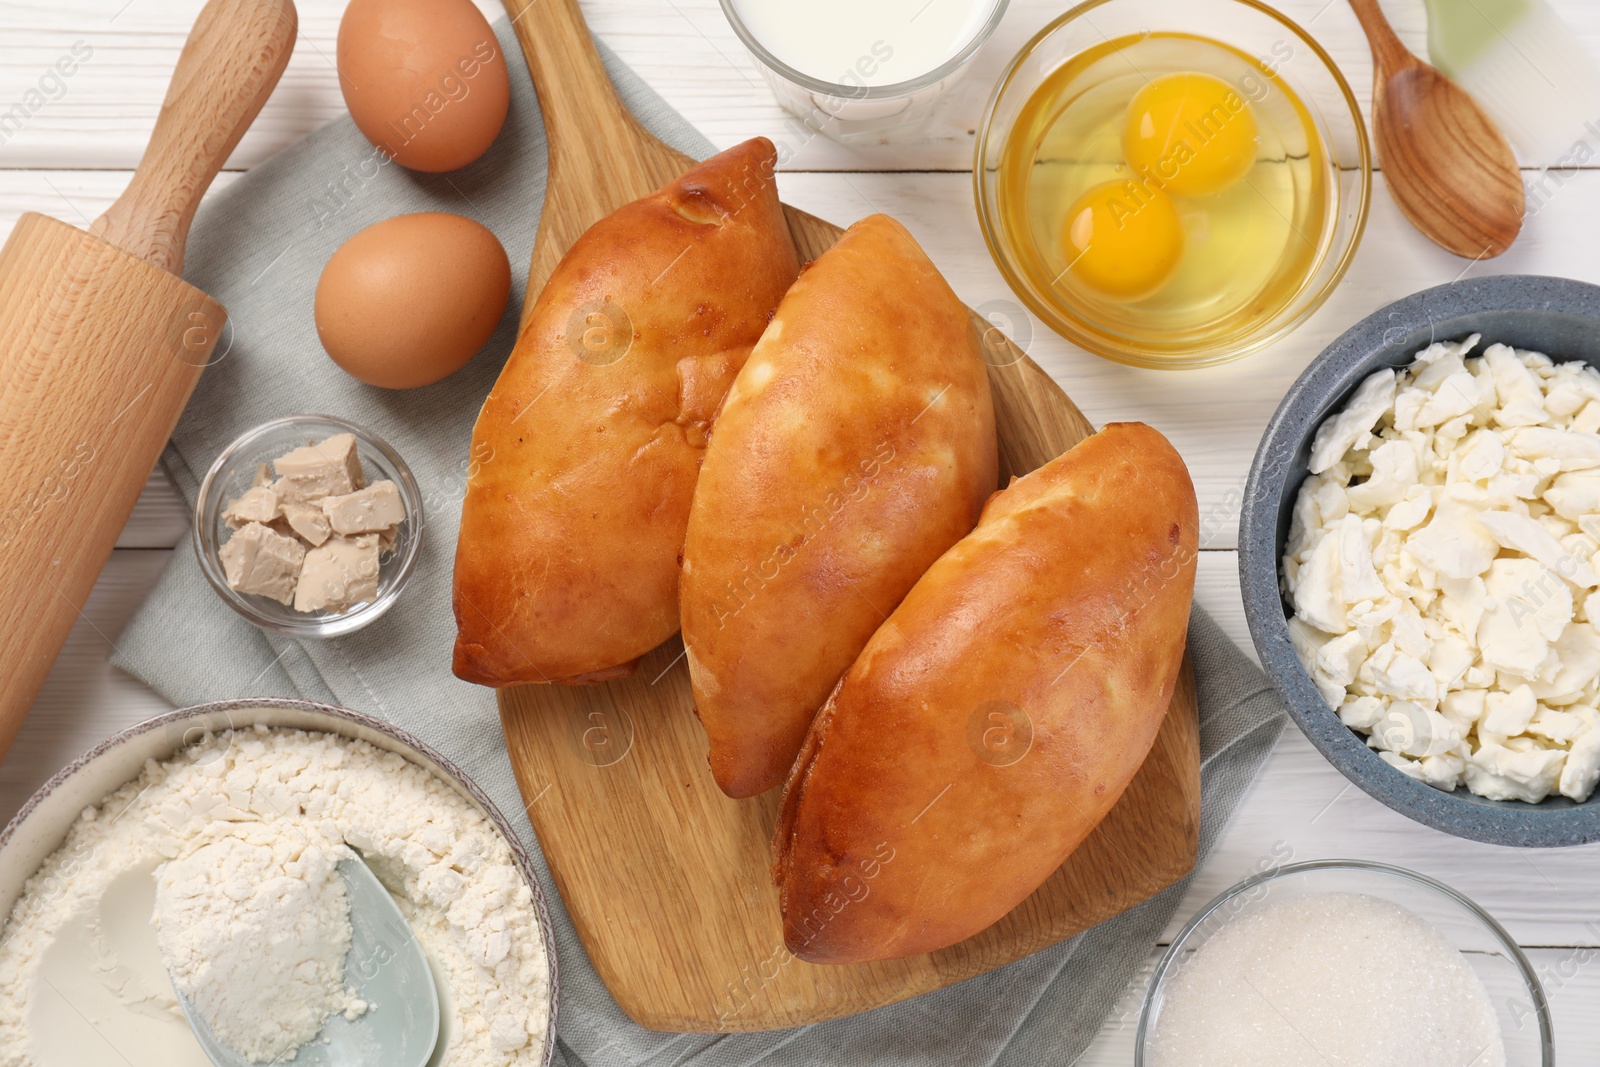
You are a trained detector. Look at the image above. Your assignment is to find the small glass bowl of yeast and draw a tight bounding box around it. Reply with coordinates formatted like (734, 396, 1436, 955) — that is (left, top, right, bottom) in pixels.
(1137, 860, 1552, 1067)
(975, 0, 1370, 368)
(193, 414, 424, 638)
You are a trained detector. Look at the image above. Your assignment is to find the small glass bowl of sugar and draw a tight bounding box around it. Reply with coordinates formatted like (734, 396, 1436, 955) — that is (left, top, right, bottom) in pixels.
(1137, 860, 1551, 1067)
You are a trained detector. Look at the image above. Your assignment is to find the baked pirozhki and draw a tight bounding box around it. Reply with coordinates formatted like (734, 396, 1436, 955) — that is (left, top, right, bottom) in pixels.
(772, 422, 1198, 963)
(681, 214, 999, 798)
(452, 138, 800, 686)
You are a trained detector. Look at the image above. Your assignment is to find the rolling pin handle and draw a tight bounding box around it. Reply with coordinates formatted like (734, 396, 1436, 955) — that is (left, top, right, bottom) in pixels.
(92, 0, 298, 274)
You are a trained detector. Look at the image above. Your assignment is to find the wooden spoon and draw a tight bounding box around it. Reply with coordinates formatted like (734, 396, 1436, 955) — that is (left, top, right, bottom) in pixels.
(1347, 0, 1524, 258)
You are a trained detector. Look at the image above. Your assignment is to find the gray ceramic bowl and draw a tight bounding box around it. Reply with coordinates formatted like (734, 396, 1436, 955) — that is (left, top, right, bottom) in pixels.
(0, 699, 559, 1065)
(1240, 275, 1600, 847)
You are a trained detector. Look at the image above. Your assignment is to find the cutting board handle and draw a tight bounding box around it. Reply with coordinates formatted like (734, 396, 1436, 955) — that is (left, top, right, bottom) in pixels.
(503, 0, 642, 163)
(91, 0, 298, 274)
(500, 0, 695, 315)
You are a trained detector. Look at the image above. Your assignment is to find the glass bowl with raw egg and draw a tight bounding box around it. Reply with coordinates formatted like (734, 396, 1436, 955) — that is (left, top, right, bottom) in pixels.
(975, 0, 1371, 369)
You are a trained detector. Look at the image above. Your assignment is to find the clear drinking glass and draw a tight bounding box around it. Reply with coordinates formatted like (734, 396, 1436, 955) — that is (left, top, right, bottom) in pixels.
(719, 0, 1010, 143)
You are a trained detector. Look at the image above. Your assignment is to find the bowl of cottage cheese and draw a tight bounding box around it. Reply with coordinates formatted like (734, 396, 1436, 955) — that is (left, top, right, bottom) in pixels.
(1241, 275, 1600, 847)
(0, 699, 558, 1066)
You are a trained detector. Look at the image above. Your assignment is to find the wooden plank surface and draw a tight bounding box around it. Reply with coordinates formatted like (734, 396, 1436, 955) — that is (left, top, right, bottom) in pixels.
(3, 0, 1600, 172)
(3, 0, 1600, 1058)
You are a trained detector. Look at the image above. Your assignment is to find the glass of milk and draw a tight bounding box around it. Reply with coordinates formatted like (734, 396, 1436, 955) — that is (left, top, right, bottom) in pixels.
(720, 0, 1010, 143)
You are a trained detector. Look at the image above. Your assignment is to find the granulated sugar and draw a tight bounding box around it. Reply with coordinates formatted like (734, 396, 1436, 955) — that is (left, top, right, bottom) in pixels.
(0, 726, 550, 1066)
(1146, 891, 1505, 1067)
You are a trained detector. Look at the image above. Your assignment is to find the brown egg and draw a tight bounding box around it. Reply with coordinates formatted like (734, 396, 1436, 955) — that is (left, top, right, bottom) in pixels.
(315, 212, 512, 390)
(337, 0, 511, 173)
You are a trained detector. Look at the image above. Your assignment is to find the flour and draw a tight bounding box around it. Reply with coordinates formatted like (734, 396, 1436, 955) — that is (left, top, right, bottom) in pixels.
(153, 836, 366, 1062)
(0, 726, 551, 1067)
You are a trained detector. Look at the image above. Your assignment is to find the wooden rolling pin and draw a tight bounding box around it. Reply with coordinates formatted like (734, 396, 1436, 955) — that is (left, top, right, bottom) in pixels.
(0, 0, 297, 760)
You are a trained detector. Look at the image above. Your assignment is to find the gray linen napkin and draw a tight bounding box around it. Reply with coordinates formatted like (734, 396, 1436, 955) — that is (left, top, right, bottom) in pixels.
(112, 19, 1287, 1066)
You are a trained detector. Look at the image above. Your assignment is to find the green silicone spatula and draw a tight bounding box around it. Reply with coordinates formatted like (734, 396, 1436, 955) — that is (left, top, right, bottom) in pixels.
(1423, 0, 1600, 164)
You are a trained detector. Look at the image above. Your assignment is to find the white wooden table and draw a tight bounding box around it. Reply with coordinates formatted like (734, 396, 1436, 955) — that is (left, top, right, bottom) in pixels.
(3, 0, 1598, 1059)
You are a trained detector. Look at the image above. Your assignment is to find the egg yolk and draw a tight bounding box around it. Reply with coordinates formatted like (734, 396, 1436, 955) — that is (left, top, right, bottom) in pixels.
(1059, 180, 1184, 301)
(1123, 72, 1259, 198)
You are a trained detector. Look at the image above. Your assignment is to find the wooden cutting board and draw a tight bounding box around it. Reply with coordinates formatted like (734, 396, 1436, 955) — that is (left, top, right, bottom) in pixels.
(497, 0, 1201, 1033)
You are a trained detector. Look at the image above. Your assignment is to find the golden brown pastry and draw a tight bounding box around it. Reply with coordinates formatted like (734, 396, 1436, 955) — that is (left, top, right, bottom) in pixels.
(452, 138, 800, 685)
(772, 422, 1197, 964)
(681, 214, 998, 798)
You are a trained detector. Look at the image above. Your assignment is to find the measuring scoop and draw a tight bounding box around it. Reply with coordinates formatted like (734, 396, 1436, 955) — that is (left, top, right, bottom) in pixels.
(175, 855, 441, 1067)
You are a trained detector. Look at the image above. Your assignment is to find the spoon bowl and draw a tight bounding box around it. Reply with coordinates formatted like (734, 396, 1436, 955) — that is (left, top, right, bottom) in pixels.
(176, 856, 441, 1067)
(1349, 0, 1524, 258)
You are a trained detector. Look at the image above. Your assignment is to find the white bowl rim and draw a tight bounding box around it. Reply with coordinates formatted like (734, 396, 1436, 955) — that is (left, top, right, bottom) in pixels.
(0, 697, 559, 1067)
